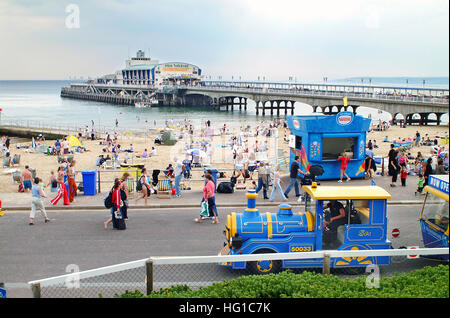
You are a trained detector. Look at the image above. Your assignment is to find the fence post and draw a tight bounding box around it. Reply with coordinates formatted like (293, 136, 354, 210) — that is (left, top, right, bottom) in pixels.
(146, 259, 153, 295)
(97, 169, 101, 194)
(31, 283, 41, 298)
(322, 253, 331, 275)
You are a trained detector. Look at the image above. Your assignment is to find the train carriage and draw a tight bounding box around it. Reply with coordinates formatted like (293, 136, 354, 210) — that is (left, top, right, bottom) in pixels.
(419, 175, 449, 261)
(219, 185, 393, 274)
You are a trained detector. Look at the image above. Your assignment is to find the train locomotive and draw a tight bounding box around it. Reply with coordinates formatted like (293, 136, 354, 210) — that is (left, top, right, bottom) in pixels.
(219, 185, 393, 274)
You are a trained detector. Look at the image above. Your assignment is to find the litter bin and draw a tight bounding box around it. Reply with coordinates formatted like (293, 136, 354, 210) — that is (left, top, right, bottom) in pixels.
(204, 168, 218, 191)
(81, 170, 97, 195)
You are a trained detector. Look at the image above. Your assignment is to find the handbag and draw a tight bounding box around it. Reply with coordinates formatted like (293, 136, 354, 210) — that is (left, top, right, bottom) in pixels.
(200, 200, 209, 217)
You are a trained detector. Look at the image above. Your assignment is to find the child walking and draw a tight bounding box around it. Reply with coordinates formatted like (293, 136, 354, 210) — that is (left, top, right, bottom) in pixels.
(400, 165, 408, 187)
(415, 174, 425, 196)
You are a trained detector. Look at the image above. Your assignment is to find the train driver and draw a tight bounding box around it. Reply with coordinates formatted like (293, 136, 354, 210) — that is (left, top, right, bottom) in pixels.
(323, 200, 347, 243)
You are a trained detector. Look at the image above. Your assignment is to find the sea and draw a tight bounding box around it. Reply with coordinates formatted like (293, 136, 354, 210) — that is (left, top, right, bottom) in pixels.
(0, 79, 448, 132)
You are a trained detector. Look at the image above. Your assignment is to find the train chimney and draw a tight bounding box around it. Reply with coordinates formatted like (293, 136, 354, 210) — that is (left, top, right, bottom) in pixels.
(243, 189, 260, 218)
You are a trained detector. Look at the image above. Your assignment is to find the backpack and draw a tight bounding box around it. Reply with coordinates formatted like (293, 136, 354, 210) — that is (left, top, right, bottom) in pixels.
(18, 183, 24, 193)
(136, 177, 143, 192)
(104, 191, 113, 209)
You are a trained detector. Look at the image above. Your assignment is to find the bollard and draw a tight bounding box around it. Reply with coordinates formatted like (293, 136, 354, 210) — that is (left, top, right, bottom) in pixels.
(97, 169, 101, 194)
(146, 259, 154, 295)
(322, 253, 331, 275)
(31, 283, 41, 298)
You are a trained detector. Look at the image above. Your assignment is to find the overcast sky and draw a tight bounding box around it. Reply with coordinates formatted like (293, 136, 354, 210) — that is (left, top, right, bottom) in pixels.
(0, 0, 448, 81)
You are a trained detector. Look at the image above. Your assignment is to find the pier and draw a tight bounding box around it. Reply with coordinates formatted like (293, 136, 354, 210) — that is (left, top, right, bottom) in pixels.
(60, 80, 449, 125)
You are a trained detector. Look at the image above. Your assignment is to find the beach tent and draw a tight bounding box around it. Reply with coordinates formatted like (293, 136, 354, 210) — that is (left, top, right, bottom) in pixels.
(66, 135, 82, 148)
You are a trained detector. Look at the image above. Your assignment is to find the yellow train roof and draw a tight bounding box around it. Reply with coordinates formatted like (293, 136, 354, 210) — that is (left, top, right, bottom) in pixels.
(302, 185, 392, 200)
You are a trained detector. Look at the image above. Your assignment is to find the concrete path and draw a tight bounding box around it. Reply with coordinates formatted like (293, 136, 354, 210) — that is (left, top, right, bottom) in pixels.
(0, 173, 425, 212)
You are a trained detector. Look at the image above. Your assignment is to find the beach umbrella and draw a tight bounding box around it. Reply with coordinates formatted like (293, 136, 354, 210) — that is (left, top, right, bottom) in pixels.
(31, 137, 36, 149)
(66, 135, 82, 148)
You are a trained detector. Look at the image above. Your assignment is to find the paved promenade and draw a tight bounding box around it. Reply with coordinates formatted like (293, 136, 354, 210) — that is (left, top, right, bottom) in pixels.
(0, 173, 424, 211)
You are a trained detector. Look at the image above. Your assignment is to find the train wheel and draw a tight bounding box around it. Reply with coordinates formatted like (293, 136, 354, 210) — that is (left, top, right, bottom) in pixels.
(248, 249, 282, 275)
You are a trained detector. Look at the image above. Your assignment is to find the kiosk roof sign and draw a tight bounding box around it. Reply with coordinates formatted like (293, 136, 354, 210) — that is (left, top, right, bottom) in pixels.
(336, 111, 354, 126)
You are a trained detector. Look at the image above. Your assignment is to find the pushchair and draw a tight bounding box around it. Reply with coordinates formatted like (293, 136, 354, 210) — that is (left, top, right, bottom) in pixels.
(298, 165, 324, 203)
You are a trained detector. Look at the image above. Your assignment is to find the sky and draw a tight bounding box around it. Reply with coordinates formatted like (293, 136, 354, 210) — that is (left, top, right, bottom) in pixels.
(0, 0, 448, 81)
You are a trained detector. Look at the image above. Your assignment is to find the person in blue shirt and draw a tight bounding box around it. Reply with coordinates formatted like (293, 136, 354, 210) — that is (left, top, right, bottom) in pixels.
(55, 139, 61, 155)
(284, 156, 307, 199)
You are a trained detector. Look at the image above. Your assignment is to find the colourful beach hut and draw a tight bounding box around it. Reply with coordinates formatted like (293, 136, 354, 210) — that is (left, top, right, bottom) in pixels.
(286, 112, 371, 180)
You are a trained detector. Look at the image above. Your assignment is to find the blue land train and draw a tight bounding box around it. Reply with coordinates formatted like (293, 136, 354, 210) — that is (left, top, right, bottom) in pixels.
(419, 175, 449, 261)
(219, 185, 393, 274)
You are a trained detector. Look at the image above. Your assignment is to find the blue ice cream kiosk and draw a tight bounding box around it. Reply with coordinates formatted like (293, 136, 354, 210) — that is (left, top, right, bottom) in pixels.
(286, 112, 371, 180)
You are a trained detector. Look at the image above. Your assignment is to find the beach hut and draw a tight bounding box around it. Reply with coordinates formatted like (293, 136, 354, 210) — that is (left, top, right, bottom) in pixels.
(286, 112, 371, 180)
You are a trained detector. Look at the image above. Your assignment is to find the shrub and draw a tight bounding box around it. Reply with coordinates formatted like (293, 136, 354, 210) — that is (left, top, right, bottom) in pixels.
(118, 265, 449, 298)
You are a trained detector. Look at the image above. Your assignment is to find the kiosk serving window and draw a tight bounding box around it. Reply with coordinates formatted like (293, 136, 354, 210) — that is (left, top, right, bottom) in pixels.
(322, 137, 357, 160)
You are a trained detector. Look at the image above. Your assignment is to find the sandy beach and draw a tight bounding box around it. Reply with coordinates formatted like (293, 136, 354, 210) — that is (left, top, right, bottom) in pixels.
(1, 122, 448, 195)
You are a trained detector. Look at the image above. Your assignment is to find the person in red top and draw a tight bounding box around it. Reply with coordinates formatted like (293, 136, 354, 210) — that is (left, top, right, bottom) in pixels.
(194, 174, 218, 224)
(104, 179, 125, 229)
(400, 165, 408, 187)
(337, 152, 351, 183)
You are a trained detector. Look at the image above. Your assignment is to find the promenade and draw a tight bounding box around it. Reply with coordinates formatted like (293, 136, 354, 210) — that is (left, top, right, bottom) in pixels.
(1, 172, 424, 212)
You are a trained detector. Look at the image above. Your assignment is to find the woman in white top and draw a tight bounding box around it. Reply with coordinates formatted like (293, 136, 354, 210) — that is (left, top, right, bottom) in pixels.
(30, 177, 50, 225)
(234, 153, 247, 183)
(269, 165, 287, 202)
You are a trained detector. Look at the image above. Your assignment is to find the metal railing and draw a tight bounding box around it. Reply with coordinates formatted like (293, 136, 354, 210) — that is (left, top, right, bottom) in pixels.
(28, 247, 449, 298)
(181, 85, 449, 105)
(0, 116, 154, 138)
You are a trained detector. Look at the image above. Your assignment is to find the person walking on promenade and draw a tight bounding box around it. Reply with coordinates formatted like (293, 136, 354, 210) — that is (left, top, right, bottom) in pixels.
(67, 160, 77, 203)
(337, 152, 351, 183)
(195, 174, 218, 224)
(284, 156, 306, 198)
(120, 172, 130, 220)
(400, 165, 408, 187)
(388, 144, 399, 187)
(255, 161, 269, 199)
(104, 179, 127, 230)
(422, 157, 433, 187)
(270, 165, 287, 202)
(173, 157, 185, 198)
(21, 165, 33, 193)
(29, 177, 50, 225)
(135, 168, 151, 206)
(50, 173, 70, 206)
(415, 174, 425, 196)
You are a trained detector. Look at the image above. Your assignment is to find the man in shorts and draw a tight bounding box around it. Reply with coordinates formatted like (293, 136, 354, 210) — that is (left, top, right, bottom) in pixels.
(21, 166, 33, 193)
